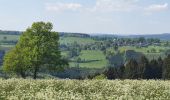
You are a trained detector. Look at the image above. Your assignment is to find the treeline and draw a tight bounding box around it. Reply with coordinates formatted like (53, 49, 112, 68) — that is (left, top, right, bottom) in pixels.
(0, 30, 21, 35)
(92, 36, 160, 43)
(59, 32, 90, 38)
(101, 55, 170, 79)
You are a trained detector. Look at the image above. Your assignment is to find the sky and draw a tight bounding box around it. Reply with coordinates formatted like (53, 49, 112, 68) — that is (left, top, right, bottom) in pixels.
(0, 0, 170, 35)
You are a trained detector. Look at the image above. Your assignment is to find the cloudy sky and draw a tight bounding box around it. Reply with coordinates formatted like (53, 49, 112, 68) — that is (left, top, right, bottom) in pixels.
(0, 0, 169, 35)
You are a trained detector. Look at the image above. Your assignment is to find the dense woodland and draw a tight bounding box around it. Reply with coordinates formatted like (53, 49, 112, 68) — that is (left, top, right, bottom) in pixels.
(1, 22, 170, 79)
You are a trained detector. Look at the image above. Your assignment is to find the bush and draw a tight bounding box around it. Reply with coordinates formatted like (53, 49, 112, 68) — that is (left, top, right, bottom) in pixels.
(93, 74, 107, 80)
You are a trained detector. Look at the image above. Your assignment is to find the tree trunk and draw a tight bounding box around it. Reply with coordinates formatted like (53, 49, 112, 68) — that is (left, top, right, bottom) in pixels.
(19, 68, 26, 79)
(20, 72, 26, 79)
(33, 67, 38, 79)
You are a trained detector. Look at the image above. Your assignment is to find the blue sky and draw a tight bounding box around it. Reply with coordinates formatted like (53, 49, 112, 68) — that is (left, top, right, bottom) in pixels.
(0, 0, 170, 35)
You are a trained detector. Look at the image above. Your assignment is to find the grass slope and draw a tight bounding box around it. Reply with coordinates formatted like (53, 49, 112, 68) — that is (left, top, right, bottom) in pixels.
(0, 34, 19, 41)
(60, 37, 95, 45)
(70, 50, 107, 68)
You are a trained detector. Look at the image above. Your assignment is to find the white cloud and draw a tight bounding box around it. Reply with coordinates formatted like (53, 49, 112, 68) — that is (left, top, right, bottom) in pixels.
(45, 1, 168, 15)
(145, 3, 168, 13)
(45, 0, 139, 13)
(45, 2, 82, 12)
(90, 0, 139, 12)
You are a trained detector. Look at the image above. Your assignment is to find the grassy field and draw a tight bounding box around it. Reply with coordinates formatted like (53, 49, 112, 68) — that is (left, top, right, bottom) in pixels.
(0, 34, 19, 41)
(60, 37, 95, 45)
(107, 45, 169, 60)
(70, 50, 108, 68)
(118, 46, 168, 53)
(0, 45, 14, 51)
(0, 79, 170, 100)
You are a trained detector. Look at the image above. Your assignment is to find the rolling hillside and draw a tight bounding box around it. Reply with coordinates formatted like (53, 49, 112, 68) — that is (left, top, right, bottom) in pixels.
(0, 30, 170, 69)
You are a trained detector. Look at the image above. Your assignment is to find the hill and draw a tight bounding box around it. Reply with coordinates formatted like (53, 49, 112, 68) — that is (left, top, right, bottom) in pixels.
(91, 33, 170, 40)
(1, 30, 170, 40)
(1, 30, 170, 78)
(123, 33, 170, 40)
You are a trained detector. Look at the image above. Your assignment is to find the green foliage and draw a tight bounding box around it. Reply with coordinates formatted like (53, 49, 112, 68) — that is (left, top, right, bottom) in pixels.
(93, 74, 107, 80)
(3, 45, 29, 78)
(162, 55, 170, 79)
(124, 59, 138, 79)
(139, 56, 149, 78)
(104, 55, 164, 80)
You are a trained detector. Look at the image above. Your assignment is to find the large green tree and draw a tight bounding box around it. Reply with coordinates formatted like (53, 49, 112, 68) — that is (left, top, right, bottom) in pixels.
(3, 22, 68, 79)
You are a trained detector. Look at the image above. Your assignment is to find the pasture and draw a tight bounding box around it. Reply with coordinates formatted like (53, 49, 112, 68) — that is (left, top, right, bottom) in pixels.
(70, 50, 108, 68)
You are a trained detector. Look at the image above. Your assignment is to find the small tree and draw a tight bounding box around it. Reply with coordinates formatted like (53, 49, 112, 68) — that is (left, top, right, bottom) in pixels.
(3, 45, 30, 78)
(124, 59, 138, 79)
(104, 67, 118, 79)
(157, 57, 163, 78)
(149, 59, 162, 79)
(114, 43, 118, 52)
(139, 56, 149, 79)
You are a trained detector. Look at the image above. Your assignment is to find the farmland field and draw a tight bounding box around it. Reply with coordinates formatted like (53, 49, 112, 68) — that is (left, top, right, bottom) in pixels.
(60, 37, 95, 45)
(118, 46, 168, 53)
(0, 79, 170, 100)
(0, 34, 19, 41)
(69, 50, 108, 68)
